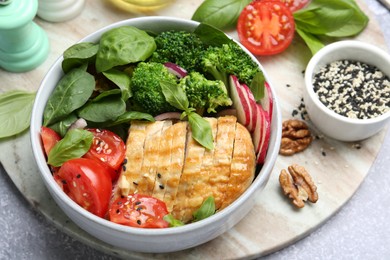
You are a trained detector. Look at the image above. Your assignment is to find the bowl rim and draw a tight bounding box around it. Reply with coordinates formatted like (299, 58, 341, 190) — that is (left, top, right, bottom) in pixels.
(304, 40, 390, 125)
(30, 16, 282, 237)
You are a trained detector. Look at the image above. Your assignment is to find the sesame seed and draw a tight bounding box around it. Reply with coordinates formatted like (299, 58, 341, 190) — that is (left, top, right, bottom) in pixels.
(312, 60, 390, 119)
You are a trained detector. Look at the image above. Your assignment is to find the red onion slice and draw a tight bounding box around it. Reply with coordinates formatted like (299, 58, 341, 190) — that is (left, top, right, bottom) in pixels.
(154, 112, 182, 121)
(164, 62, 188, 78)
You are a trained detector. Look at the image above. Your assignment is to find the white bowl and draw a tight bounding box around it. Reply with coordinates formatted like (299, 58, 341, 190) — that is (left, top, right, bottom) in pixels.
(304, 40, 390, 142)
(30, 17, 282, 253)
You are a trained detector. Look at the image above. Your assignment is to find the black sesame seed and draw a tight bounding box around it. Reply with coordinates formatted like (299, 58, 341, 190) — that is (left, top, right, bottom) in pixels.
(286, 84, 291, 87)
(159, 184, 165, 189)
(157, 173, 161, 178)
(135, 201, 141, 205)
(116, 209, 120, 214)
(137, 220, 141, 225)
(322, 151, 327, 156)
(122, 165, 126, 171)
(133, 182, 138, 186)
(76, 174, 81, 178)
(61, 180, 67, 184)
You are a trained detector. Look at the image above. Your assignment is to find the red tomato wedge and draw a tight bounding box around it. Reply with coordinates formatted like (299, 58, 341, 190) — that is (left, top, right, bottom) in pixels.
(57, 158, 112, 218)
(109, 194, 169, 228)
(83, 128, 126, 175)
(237, 1, 295, 56)
(41, 126, 61, 156)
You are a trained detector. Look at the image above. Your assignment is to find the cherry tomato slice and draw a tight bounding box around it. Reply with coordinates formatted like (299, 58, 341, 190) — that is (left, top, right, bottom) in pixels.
(278, 0, 310, 12)
(57, 158, 112, 218)
(109, 194, 169, 228)
(83, 128, 126, 176)
(254, 0, 311, 12)
(237, 1, 295, 56)
(41, 126, 61, 156)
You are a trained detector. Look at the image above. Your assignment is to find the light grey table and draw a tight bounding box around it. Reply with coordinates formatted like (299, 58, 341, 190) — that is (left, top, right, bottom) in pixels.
(1, 1, 389, 259)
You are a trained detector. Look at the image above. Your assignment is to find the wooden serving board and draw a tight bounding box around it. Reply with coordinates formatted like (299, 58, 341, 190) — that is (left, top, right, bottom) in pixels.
(0, 0, 388, 258)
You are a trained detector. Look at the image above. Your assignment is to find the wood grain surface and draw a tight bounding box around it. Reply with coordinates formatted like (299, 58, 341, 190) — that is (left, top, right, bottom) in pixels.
(0, 0, 388, 258)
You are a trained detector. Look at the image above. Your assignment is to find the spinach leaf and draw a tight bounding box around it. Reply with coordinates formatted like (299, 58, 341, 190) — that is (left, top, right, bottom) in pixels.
(192, 0, 251, 30)
(77, 95, 126, 123)
(160, 80, 214, 150)
(48, 113, 78, 137)
(105, 111, 155, 127)
(62, 42, 99, 73)
(194, 23, 232, 46)
(0, 90, 36, 138)
(192, 196, 216, 222)
(249, 71, 266, 102)
(43, 67, 95, 126)
(92, 89, 122, 102)
(102, 69, 132, 101)
(96, 26, 156, 72)
(163, 214, 184, 227)
(47, 128, 93, 167)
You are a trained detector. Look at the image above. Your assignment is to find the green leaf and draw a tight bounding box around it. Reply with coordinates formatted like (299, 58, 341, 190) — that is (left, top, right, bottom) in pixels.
(62, 42, 99, 73)
(163, 214, 184, 227)
(105, 111, 155, 127)
(249, 71, 265, 102)
(192, 196, 216, 222)
(194, 23, 232, 47)
(43, 67, 95, 126)
(92, 89, 122, 102)
(295, 28, 325, 55)
(160, 80, 189, 111)
(0, 90, 36, 138)
(96, 26, 156, 72)
(102, 69, 132, 101)
(188, 112, 214, 150)
(48, 113, 78, 137)
(47, 128, 93, 167)
(192, 0, 251, 30)
(77, 96, 126, 123)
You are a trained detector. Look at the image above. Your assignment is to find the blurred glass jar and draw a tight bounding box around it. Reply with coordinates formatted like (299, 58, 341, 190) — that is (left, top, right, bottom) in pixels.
(108, 0, 175, 13)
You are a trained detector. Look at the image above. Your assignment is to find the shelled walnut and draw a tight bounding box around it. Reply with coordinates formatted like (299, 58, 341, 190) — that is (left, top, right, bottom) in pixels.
(280, 119, 313, 156)
(279, 164, 318, 208)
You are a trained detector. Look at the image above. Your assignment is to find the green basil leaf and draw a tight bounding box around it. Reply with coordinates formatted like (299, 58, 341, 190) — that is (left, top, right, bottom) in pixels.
(62, 42, 99, 73)
(192, 0, 251, 30)
(188, 112, 214, 150)
(102, 69, 132, 101)
(294, 0, 369, 38)
(194, 23, 232, 46)
(163, 214, 184, 227)
(47, 113, 78, 137)
(192, 196, 216, 222)
(0, 90, 36, 138)
(96, 26, 156, 72)
(106, 111, 155, 127)
(43, 68, 95, 126)
(47, 128, 93, 167)
(77, 96, 126, 123)
(249, 71, 265, 102)
(295, 28, 325, 55)
(160, 80, 189, 111)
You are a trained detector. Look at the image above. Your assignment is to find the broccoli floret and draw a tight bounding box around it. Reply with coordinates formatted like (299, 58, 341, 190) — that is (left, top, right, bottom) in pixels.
(179, 72, 232, 114)
(150, 31, 206, 72)
(131, 62, 178, 115)
(201, 42, 260, 86)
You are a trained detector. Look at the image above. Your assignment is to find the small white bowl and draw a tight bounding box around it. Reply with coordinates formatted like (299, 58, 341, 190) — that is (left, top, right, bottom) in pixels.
(30, 17, 282, 253)
(304, 40, 390, 142)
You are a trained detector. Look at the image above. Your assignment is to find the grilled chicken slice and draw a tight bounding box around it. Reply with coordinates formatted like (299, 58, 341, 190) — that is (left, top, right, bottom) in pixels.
(116, 121, 148, 197)
(136, 120, 168, 195)
(162, 122, 187, 212)
(220, 123, 256, 209)
(208, 115, 237, 210)
(115, 116, 256, 223)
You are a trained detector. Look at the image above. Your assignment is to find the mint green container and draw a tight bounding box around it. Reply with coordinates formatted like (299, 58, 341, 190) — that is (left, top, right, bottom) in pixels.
(0, 0, 49, 72)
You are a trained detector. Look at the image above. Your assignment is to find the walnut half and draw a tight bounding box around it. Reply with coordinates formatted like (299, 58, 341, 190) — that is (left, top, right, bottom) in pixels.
(279, 164, 318, 208)
(280, 119, 313, 156)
